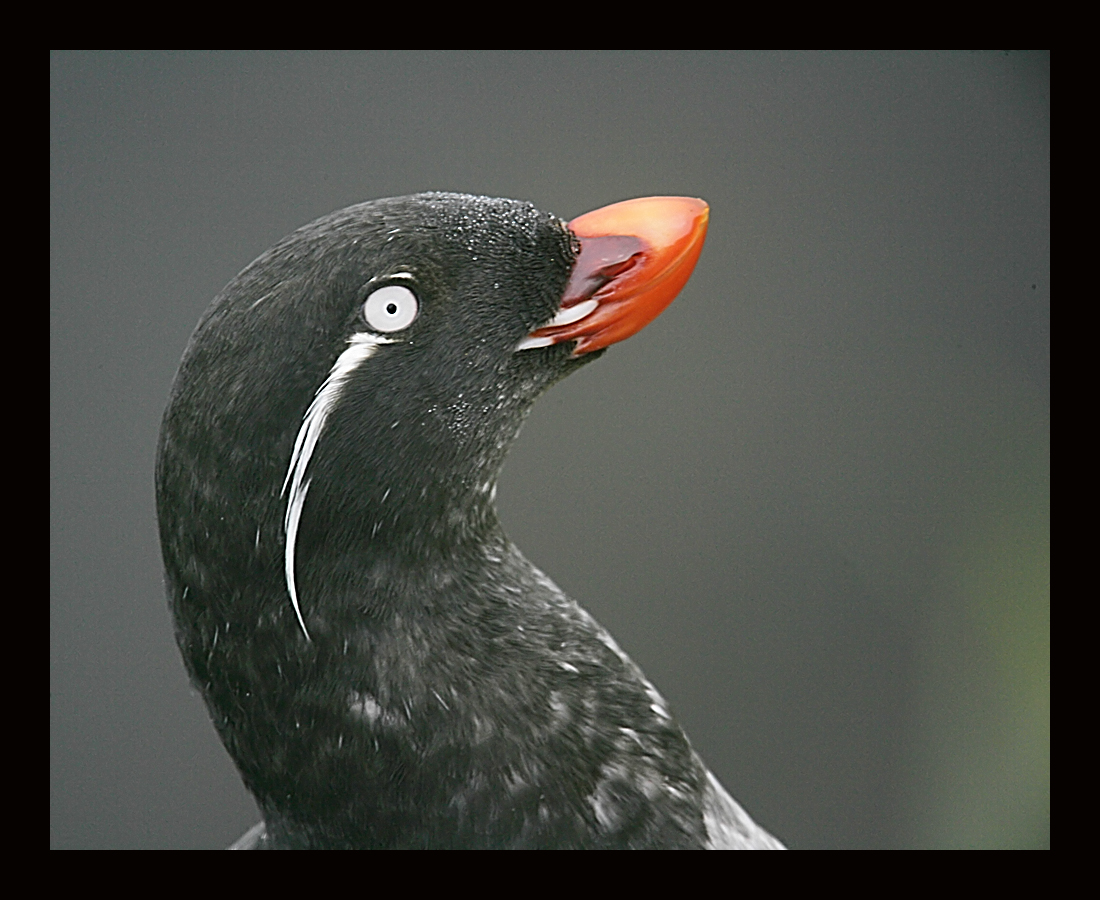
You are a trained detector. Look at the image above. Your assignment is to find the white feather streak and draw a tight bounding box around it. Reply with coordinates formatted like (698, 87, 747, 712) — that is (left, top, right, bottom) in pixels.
(282, 332, 391, 640)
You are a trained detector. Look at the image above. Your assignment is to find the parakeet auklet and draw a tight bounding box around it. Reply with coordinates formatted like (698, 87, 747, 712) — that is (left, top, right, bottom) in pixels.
(156, 192, 785, 849)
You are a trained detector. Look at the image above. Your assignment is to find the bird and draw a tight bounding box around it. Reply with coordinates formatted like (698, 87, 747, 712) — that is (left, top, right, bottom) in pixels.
(156, 191, 785, 849)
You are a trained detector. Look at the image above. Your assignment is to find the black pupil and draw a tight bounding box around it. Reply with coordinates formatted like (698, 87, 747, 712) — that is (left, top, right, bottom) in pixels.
(386, 302, 398, 315)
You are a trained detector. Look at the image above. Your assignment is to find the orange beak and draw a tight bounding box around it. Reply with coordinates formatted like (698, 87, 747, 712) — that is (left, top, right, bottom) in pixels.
(520, 196, 709, 355)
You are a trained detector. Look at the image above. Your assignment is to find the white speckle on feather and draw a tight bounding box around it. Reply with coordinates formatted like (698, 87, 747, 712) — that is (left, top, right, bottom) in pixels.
(248, 290, 274, 311)
(348, 691, 398, 728)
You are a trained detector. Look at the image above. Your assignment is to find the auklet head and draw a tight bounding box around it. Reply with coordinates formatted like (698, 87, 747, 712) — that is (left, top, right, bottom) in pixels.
(155, 192, 730, 849)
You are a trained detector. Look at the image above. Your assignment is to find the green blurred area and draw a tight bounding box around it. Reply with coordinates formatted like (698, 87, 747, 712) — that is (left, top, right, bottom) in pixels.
(911, 389, 1049, 848)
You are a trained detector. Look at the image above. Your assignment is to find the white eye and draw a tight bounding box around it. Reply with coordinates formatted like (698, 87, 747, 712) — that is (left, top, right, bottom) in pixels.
(363, 285, 418, 332)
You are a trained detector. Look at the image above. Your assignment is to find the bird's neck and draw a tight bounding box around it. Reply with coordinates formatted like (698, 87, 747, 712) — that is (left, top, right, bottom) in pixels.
(294, 476, 511, 619)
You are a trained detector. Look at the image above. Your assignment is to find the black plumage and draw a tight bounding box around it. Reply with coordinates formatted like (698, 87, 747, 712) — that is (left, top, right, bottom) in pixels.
(156, 192, 783, 849)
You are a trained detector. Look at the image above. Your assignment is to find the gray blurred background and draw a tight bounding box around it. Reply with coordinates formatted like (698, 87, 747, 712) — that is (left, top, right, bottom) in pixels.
(50, 51, 1049, 849)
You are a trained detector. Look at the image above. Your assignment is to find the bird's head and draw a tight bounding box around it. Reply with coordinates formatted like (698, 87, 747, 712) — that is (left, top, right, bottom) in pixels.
(156, 192, 707, 646)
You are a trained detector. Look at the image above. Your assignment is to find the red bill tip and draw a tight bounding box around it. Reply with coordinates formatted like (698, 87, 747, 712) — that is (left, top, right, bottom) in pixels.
(528, 196, 709, 355)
